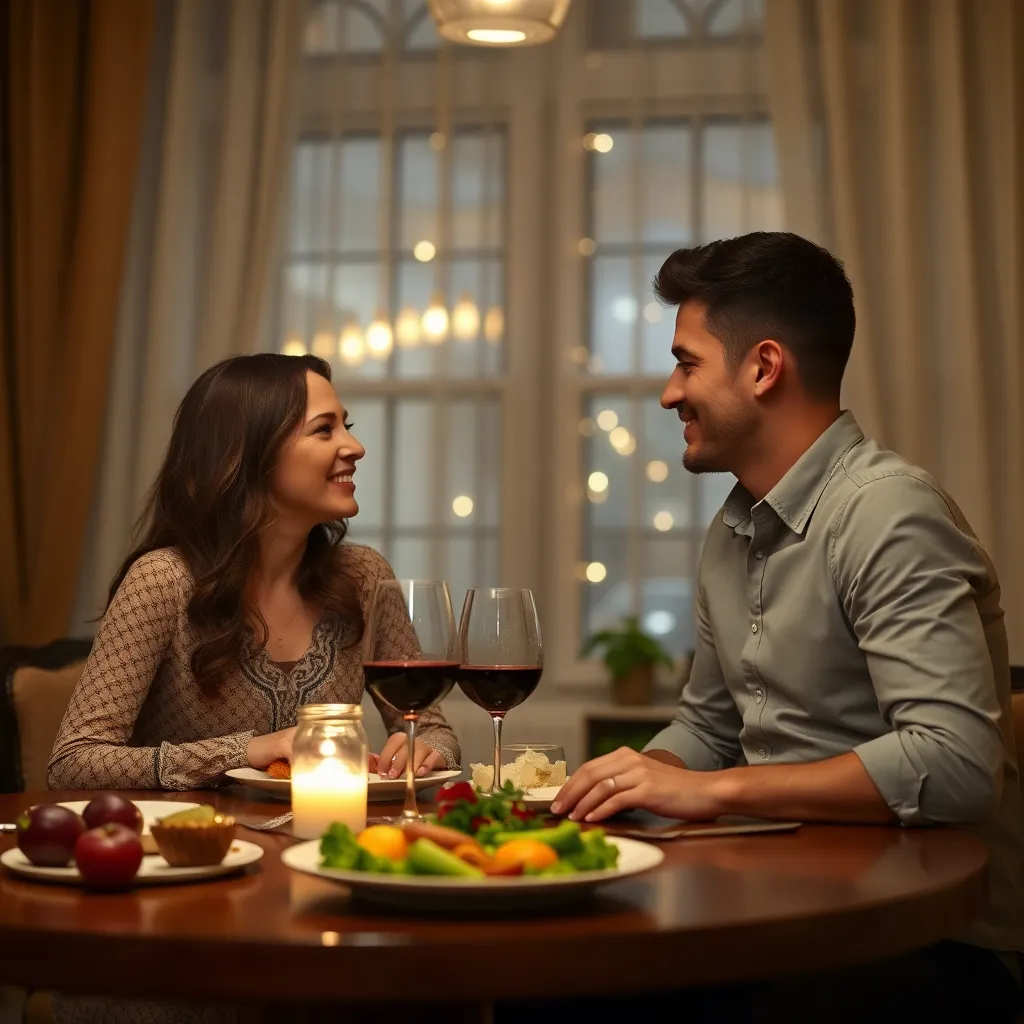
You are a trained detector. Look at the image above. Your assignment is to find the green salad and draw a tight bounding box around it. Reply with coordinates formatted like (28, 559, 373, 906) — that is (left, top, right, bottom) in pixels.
(319, 780, 619, 879)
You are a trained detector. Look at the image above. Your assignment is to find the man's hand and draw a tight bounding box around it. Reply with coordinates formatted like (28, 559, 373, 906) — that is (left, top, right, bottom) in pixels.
(549, 746, 724, 822)
(369, 734, 446, 778)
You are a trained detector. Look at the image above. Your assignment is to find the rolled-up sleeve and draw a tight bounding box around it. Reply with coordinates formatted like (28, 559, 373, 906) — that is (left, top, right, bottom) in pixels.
(645, 566, 743, 772)
(833, 476, 1004, 825)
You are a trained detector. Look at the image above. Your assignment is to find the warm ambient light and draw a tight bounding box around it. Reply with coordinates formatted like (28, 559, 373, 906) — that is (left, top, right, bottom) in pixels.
(585, 561, 607, 583)
(646, 460, 669, 482)
(587, 471, 609, 493)
(421, 297, 450, 343)
(596, 409, 619, 431)
(452, 495, 474, 517)
(395, 307, 422, 348)
(427, 0, 571, 47)
(365, 316, 394, 358)
(467, 28, 526, 42)
(413, 240, 436, 262)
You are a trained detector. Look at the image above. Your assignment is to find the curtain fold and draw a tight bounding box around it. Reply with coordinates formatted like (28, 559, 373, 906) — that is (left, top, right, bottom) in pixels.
(71, 0, 305, 632)
(0, 0, 156, 644)
(765, 0, 1024, 660)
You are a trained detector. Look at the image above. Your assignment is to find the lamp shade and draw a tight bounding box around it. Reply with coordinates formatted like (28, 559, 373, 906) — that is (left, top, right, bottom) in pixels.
(427, 0, 572, 47)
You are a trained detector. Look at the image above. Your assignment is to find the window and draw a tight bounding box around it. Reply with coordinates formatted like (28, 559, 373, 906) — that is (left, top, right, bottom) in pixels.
(276, 0, 782, 685)
(279, 126, 507, 613)
(576, 118, 782, 660)
(304, 0, 441, 55)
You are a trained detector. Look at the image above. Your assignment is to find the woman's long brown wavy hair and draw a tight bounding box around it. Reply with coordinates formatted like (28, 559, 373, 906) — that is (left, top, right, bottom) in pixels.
(109, 353, 363, 697)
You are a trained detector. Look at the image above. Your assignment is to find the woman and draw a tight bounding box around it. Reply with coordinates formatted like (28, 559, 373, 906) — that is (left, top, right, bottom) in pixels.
(49, 352, 460, 793)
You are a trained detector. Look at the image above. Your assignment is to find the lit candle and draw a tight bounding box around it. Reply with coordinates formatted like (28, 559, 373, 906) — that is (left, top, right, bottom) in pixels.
(291, 757, 368, 840)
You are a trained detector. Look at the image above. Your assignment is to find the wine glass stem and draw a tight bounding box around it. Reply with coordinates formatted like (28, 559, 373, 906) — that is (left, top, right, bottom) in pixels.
(491, 714, 504, 794)
(402, 713, 419, 819)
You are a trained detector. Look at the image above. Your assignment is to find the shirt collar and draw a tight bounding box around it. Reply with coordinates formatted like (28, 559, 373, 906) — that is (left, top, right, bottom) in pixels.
(721, 411, 865, 535)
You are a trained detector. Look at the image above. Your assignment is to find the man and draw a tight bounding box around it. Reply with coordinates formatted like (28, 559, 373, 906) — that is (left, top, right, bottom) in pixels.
(553, 232, 1024, 1021)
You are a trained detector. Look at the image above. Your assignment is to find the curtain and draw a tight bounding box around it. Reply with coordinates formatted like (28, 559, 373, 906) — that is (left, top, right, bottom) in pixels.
(70, 0, 306, 631)
(765, 0, 1024, 661)
(0, 0, 156, 644)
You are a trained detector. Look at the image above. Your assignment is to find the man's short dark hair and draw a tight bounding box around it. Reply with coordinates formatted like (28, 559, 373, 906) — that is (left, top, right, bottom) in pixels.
(652, 232, 855, 400)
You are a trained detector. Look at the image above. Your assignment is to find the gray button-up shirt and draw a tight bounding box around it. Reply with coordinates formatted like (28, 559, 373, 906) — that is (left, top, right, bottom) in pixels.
(647, 411, 1024, 954)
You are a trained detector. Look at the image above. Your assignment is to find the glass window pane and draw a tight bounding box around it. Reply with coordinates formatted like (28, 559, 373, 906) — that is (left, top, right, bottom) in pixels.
(290, 142, 331, 252)
(337, 137, 381, 253)
(641, 537, 697, 659)
(635, 0, 690, 39)
(399, 135, 439, 253)
(392, 400, 435, 527)
(643, 123, 693, 245)
(343, 398, 386, 529)
(445, 399, 501, 527)
(582, 532, 631, 639)
(584, 395, 636, 531)
(281, 264, 331, 349)
(443, 536, 475, 623)
(702, 120, 782, 240)
(589, 256, 636, 375)
(590, 124, 631, 246)
(391, 536, 431, 581)
(451, 131, 505, 251)
(707, 0, 764, 36)
(642, 398, 693, 530)
(404, 3, 441, 50)
(393, 259, 442, 380)
(479, 535, 500, 591)
(591, 121, 694, 248)
(698, 472, 736, 525)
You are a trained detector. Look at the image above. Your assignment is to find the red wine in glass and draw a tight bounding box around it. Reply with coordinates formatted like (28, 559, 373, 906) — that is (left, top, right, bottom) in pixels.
(364, 661, 458, 714)
(456, 665, 542, 715)
(363, 579, 457, 819)
(457, 589, 543, 793)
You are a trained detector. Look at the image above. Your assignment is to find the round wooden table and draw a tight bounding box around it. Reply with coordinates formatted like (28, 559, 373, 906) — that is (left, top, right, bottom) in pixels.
(0, 789, 988, 1004)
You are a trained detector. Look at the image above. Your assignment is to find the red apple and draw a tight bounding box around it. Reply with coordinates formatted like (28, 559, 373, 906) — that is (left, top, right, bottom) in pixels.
(82, 793, 143, 833)
(17, 804, 85, 867)
(74, 824, 144, 889)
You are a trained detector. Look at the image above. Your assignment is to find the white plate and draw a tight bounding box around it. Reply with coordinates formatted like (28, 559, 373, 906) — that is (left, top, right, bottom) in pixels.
(281, 835, 663, 912)
(225, 767, 462, 802)
(1, 838, 263, 887)
(521, 784, 568, 811)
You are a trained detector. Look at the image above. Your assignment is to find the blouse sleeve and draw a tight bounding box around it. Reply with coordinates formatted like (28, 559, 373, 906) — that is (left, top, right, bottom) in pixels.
(47, 552, 254, 791)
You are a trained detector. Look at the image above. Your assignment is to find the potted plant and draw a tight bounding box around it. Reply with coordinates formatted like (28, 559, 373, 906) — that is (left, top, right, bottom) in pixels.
(581, 616, 675, 706)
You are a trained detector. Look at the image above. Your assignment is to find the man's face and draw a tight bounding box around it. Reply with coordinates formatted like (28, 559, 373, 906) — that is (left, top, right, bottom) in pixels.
(660, 301, 757, 475)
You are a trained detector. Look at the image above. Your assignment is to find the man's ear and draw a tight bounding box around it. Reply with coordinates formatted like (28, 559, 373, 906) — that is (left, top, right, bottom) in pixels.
(751, 340, 784, 396)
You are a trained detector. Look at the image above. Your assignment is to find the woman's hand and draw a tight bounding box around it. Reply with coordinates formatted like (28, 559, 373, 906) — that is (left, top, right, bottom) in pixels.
(247, 727, 296, 770)
(369, 734, 446, 778)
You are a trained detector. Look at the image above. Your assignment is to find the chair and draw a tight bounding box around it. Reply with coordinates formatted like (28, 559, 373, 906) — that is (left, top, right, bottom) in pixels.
(0, 638, 93, 794)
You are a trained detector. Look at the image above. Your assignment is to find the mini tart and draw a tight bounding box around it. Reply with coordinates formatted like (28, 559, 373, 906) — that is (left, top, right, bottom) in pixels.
(149, 814, 237, 866)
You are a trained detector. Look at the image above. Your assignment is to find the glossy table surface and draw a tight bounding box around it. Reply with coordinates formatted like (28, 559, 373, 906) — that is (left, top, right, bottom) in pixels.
(0, 789, 989, 1002)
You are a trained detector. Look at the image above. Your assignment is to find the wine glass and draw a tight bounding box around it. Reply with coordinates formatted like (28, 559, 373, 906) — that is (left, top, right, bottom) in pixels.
(363, 579, 458, 820)
(457, 589, 543, 794)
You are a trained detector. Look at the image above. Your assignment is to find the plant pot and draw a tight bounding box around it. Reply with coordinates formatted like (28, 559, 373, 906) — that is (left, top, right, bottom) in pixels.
(612, 664, 654, 706)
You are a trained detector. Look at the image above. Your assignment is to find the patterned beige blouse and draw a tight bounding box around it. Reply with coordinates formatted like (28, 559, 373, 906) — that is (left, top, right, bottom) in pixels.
(48, 544, 460, 790)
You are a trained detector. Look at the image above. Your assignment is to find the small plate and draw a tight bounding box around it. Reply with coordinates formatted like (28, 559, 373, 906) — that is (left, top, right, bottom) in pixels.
(1, 840, 263, 887)
(281, 835, 663, 913)
(520, 784, 569, 812)
(225, 767, 462, 802)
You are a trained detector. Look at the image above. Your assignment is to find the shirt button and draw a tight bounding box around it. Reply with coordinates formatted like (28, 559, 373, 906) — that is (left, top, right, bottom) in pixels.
(751, 623, 758, 633)
(758, 748, 768, 760)
(755, 550, 764, 560)
(755, 689, 764, 703)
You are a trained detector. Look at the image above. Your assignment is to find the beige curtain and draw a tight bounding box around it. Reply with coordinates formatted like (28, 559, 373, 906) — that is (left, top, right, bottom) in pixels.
(765, 0, 1024, 662)
(0, 0, 155, 644)
(71, 0, 306, 631)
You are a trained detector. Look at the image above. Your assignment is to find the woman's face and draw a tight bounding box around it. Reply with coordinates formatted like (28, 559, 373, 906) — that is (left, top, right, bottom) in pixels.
(270, 370, 365, 526)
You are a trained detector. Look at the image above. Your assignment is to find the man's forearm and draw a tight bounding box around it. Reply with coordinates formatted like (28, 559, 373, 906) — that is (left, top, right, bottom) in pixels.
(644, 748, 687, 769)
(709, 751, 897, 823)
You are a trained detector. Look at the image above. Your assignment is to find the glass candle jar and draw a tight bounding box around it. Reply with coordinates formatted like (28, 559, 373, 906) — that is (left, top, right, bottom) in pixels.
(291, 704, 368, 840)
